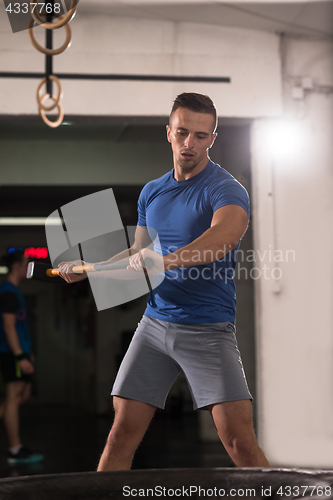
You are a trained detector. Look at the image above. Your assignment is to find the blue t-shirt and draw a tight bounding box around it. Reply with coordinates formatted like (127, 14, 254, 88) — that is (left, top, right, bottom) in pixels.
(0, 281, 32, 354)
(137, 160, 250, 324)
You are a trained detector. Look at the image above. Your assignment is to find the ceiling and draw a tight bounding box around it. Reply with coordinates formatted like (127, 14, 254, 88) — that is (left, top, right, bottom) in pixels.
(76, 0, 333, 38)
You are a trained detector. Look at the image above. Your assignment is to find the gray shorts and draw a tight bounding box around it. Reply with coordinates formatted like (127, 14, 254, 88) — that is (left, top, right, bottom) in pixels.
(111, 315, 252, 410)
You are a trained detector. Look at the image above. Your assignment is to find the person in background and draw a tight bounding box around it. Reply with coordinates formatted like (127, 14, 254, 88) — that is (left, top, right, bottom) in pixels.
(0, 248, 44, 464)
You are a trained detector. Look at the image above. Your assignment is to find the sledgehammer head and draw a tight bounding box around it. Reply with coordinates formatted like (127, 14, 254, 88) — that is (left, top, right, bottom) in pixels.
(26, 262, 66, 284)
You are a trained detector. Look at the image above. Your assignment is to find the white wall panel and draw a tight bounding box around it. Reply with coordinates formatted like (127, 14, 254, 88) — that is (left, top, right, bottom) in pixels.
(251, 37, 333, 467)
(0, 11, 282, 117)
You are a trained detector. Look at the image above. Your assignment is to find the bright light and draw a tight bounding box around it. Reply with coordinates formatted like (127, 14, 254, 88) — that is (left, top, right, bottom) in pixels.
(263, 120, 303, 160)
(0, 217, 62, 226)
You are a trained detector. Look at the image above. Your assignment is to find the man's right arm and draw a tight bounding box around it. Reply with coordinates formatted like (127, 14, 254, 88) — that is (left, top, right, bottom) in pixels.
(103, 225, 153, 263)
(58, 225, 153, 283)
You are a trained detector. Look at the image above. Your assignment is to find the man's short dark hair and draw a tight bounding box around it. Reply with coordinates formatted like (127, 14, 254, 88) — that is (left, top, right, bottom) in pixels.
(1, 248, 25, 272)
(170, 93, 217, 132)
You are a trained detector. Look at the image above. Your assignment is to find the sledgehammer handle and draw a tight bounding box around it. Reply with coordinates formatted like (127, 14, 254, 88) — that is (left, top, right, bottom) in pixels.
(46, 264, 96, 277)
(47, 258, 154, 277)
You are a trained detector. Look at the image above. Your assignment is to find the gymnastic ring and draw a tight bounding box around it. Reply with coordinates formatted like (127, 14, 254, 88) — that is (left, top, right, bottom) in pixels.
(36, 76, 63, 111)
(39, 94, 64, 128)
(30, 0, 78, 30)
(28, 16, 72, 56)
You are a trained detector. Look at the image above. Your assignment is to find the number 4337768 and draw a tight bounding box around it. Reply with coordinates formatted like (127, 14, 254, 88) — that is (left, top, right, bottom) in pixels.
(276, 485, 331, 497)
(6, 3, 61, 14)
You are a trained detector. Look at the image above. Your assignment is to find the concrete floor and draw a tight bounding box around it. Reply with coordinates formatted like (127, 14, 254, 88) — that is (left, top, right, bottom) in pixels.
(0, 403, 232, 478)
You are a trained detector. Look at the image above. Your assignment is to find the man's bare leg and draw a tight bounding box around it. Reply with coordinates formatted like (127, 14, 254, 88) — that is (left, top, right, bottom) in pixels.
(20, 382, 31, 405)
(209, 399, 270, 467)
(97, 396, 156, 471)
(0, 383, 29, 419)
(3, 381, 26, 448)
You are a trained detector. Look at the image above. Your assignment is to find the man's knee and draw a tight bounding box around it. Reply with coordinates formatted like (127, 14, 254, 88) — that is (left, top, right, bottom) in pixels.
(104, 397, 155, 453)
(20, 384, 31, 405)
(5, 387, 23, 406)
(108, 420, 137, 445)
(102, 421, 140, 462)
(210, 400, 257, 445)
(224, 432, 256, 455)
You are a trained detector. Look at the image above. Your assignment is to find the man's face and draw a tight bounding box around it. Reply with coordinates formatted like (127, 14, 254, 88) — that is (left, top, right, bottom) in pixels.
(166, 107, 217, 173)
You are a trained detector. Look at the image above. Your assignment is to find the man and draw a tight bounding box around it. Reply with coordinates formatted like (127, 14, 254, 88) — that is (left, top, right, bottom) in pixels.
(59, 93, 270, 470)
(0, 248, 44, 464)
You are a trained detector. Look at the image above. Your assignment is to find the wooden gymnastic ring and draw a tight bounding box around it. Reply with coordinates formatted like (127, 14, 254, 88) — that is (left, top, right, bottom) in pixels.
(36, 76, 63, 111)
(39, 94, 64, 128)
(30, 0, 78, 30)
(28, 16, 72, 56)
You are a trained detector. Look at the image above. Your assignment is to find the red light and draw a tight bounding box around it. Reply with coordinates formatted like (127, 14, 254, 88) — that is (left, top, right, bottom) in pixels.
(25, 248, 35, 258)
(24, 247, 48, 259)
(36, 247, 48, 259)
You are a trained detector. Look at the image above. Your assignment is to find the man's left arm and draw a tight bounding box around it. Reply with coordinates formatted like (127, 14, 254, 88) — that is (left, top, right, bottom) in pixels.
(163, 204, 248, 270)
(129, 204, 248, 272)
